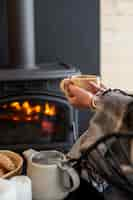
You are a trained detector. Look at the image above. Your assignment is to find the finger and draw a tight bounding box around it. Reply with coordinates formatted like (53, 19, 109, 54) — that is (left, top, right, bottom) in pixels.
(69, 85, 94, 99)
(88, 81, 101, 93)
(68, 84, 90, 95)
(89, 81, 101, 89)
(66, 84, 80, 97)
(89, 81, 106, 92)
(64, 80, 76, 96)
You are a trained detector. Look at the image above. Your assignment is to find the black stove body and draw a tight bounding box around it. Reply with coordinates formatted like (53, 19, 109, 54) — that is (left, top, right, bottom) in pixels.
(0, 64, 80, 152)
(0, 0, 80, 152)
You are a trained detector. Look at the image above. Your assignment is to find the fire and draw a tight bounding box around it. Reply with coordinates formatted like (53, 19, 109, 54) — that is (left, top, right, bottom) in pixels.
(44, 102, 56, 116)
(33, 105, 41, 113)
(10, 102, 21, 110)
(22, 101, 30, 109)
(0, 101, 57, 121)
(22, 101, 32, 115)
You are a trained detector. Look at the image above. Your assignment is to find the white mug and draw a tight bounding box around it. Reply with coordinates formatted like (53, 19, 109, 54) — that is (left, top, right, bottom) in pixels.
(23, 149, 80, 200)
(11, 176, 32, 200)
(0, 178, 16, 200)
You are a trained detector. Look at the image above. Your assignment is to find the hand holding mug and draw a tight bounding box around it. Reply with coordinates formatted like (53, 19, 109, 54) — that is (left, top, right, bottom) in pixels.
(60, 75, 106, 109)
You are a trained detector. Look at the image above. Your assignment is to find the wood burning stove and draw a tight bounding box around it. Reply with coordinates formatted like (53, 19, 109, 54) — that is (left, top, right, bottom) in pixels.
(0, 69, 79, 152)
(0, 0, 80, 152)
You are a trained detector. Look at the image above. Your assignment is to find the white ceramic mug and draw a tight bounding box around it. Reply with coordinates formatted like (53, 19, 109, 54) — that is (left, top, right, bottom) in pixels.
(11, 176, 32, 200)
(0, 178, 16, 200)
(23, 149, 80, 200)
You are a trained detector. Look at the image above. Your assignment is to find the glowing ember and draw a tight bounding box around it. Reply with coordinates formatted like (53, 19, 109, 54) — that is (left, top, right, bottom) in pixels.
(26, 117, 32, 121)
(2, 104, 8, 109)
(33, 115, 39, 121)
(0, 101, 57, 121)
(12, 116, 20, 121)
(41, 120, 54, 134)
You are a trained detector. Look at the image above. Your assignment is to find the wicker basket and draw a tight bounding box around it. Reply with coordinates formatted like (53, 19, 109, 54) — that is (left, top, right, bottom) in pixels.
(0, 150, 23, 179)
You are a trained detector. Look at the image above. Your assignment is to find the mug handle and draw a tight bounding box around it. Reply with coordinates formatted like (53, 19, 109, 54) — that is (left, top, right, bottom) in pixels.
(58, 162, 80, 192)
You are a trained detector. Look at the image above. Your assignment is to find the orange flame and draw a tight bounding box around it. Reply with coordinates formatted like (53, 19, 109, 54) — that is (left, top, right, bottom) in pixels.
(1, 101, 57, 121)
(44, 102, 56, 116)
(33, 105, 41, 113)
(10, 102, 21, 110)
(22, 101, 32, 115)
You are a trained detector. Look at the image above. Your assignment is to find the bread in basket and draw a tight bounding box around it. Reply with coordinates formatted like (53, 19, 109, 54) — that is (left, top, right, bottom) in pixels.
(0, 150, 23, 179)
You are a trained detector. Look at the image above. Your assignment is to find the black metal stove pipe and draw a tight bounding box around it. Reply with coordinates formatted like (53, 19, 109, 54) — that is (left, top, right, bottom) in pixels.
(6, 0, 36, 68)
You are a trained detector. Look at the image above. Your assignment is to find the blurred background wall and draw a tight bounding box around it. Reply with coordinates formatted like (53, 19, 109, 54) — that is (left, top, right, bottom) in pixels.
(101, 0, 133, 92)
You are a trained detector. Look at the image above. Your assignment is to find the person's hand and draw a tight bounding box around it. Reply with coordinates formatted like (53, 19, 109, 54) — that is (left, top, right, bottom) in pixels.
(86, 81, 106, 94)
(63, 78, 106, 95)
(63, 78, 107, 109)
(65, 83, 93, 109)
